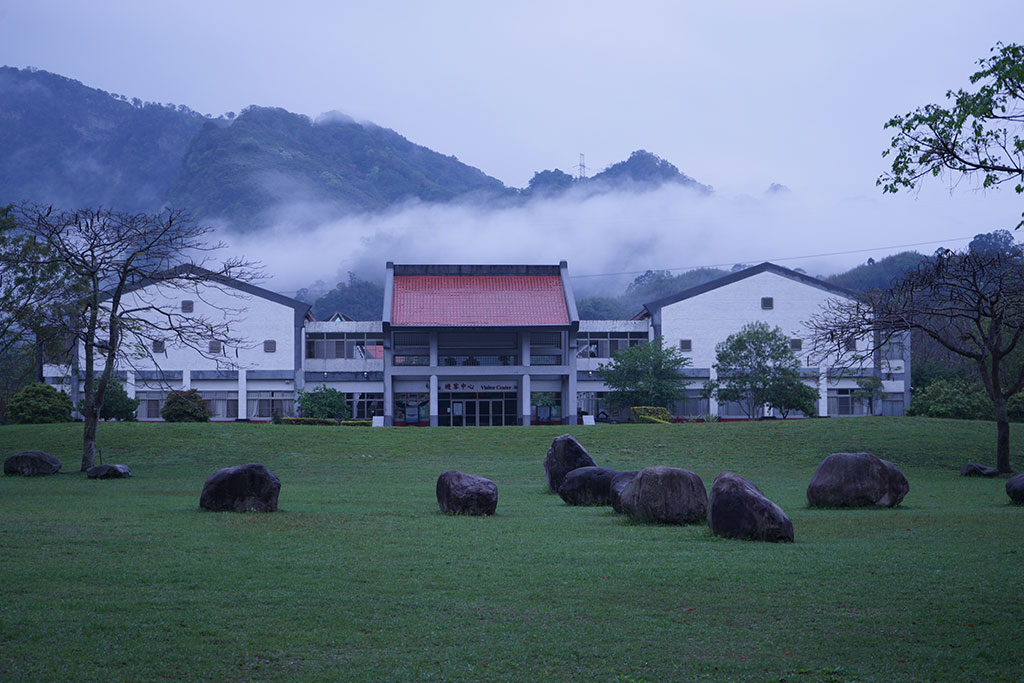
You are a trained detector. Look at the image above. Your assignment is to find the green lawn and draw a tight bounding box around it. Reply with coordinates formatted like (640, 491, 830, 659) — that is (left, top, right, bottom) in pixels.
(1, 418, 1022, 681)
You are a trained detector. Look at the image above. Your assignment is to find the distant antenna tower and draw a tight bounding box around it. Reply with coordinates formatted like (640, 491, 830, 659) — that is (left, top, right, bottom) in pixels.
(577, 153, 587, 180)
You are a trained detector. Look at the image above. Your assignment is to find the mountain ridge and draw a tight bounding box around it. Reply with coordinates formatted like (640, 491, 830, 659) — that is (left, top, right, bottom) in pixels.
(0, 66, 716, 230)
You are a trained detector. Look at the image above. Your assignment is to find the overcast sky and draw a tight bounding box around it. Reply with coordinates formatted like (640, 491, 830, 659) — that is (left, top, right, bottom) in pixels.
(3, 1, 1023, 291)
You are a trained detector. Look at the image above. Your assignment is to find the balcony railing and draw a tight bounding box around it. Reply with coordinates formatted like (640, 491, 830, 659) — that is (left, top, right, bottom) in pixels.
(439, 354, 519, 367)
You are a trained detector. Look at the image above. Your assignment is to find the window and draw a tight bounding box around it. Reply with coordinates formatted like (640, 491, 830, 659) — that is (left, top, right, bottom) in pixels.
(247, 391, 295, 419)
(208, 340, 222, 354)
(790, 338, 802, 351)
(844, 338, 857, 352)
(679, 339, 692, 352)
(152, 340, 165, 354)
(263, 340, 277, 353)
(202, 391, 239, 419)
(181, 300, 194, 313)
(761, 297, 774, 310)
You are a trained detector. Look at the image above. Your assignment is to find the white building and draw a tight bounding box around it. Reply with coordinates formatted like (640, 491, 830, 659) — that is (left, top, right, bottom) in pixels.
(636, 262, 909, 418)
(46, 261, 908, 422)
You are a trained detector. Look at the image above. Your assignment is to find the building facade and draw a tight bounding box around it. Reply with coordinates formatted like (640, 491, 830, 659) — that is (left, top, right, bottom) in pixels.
(638, 263, 910, 418)
(47, 261, 908, 423)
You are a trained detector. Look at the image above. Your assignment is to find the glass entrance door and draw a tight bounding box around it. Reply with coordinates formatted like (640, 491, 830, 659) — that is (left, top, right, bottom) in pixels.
(439, 392, 516, 426)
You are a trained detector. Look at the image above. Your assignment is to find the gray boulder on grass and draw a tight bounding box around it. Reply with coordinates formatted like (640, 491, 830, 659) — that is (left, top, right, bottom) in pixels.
(199, 463, 280, 512)
(619, 466, 707, 525)
(960, 462, 1000, 477)
(610, 470, 640, 513)
(4, 450, 62, 476)
(543, 434, 597, 493)
(557, 466, 620, 506)
(1007, 473, 1024, 504)
(806, 452, 909, 508)
(708, 472, 794, 542)
(436, 470, 497, 515)
(86, 464, 132, 479)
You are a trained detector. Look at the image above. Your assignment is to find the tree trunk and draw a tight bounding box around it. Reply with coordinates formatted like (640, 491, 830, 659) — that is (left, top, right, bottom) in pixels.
(994, 397, 1011, 474)
(82, 411, 98, 472)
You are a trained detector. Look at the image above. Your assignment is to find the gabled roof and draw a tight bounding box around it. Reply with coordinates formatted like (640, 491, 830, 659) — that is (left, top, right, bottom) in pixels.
(121, 263, 312, 321)
(386, 262, 578, 327)
(639, 262, 858, 318)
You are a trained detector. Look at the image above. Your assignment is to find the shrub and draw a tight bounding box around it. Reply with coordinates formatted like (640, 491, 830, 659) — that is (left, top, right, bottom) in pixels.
(631, 406, 673, 424)
(909, 379, 991, 420)
(77, 379, 139, 421)
(160, 389, 210, 422)
(341, 420, 372, 427)
(8, 382, 73, 424)
(297, 385, 351, 420)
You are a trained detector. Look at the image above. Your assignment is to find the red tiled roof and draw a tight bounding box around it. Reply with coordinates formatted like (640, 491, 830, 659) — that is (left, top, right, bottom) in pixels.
(392, 275, 570, 326)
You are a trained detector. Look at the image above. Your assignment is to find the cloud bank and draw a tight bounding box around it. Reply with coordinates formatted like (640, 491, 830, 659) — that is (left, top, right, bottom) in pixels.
(222, 183, 1020, 299)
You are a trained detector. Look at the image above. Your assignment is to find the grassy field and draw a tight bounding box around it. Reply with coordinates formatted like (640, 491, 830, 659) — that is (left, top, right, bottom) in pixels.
(1, 418, 1022, 681)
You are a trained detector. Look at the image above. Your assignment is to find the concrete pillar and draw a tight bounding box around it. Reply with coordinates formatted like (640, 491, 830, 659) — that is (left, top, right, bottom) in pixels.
(429, 331, 438, 367)
(126, 371, 136, 399)
(238, 369, 248, 420)
(521, 373, 531, 426)
(383, 369, 393, 426)
(521, 331, 531, 367)
(707, 367, 719, 415)
(564, 372, 578, 425)
(183, 369, 191, 390)
(429, 374, 438, 427)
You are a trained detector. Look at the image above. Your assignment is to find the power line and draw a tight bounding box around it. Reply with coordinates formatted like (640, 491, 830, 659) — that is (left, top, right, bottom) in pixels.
(569, 235, 975, 279)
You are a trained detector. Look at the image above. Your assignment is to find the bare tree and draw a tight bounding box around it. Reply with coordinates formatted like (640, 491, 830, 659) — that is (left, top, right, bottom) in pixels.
(9, 205, 260, 471)
(808, 247, 1024, 473)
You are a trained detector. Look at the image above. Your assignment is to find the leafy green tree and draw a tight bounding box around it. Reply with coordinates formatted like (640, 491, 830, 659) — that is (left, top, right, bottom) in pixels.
(160, 389, 210, 422)
(78, 379, 139, 421)
(0, 205, 80, 362)
(766, 376, 819, 419)
(879, 42, 1024, 229)
(853, 376, 885, 416)
(296, 385, 351, 420)
(909, 378, 992, 420)
(8, 382, 73, 424)
(709, 322, 808, 419)
(598, 337, 691, 411)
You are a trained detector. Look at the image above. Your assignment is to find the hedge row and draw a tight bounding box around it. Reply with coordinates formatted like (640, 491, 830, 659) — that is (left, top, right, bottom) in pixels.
(280, 417, 373, 427)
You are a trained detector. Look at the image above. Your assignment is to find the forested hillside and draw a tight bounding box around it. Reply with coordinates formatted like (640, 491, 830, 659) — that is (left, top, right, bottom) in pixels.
(165, 107, 509, 224)
(0, 67, 207, 213)
(1, 67, 715, 230)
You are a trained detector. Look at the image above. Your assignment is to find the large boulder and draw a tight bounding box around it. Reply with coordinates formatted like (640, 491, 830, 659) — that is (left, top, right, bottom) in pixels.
(199, 463, 280, 512)
(619, 466, 707, 525)
(806, 452, 909, 508)
(707, 472, 794, 542)
(960, 462, 1000, 477)
(543, 434, 597, 493)
(4, 450, 62, 476)
(436, 471, 498, 515)
(86, 464, 132, 479)
(610, 470, 640, 513)
(1007, 473, 1024, 504)
(557, 466, 620, 506)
